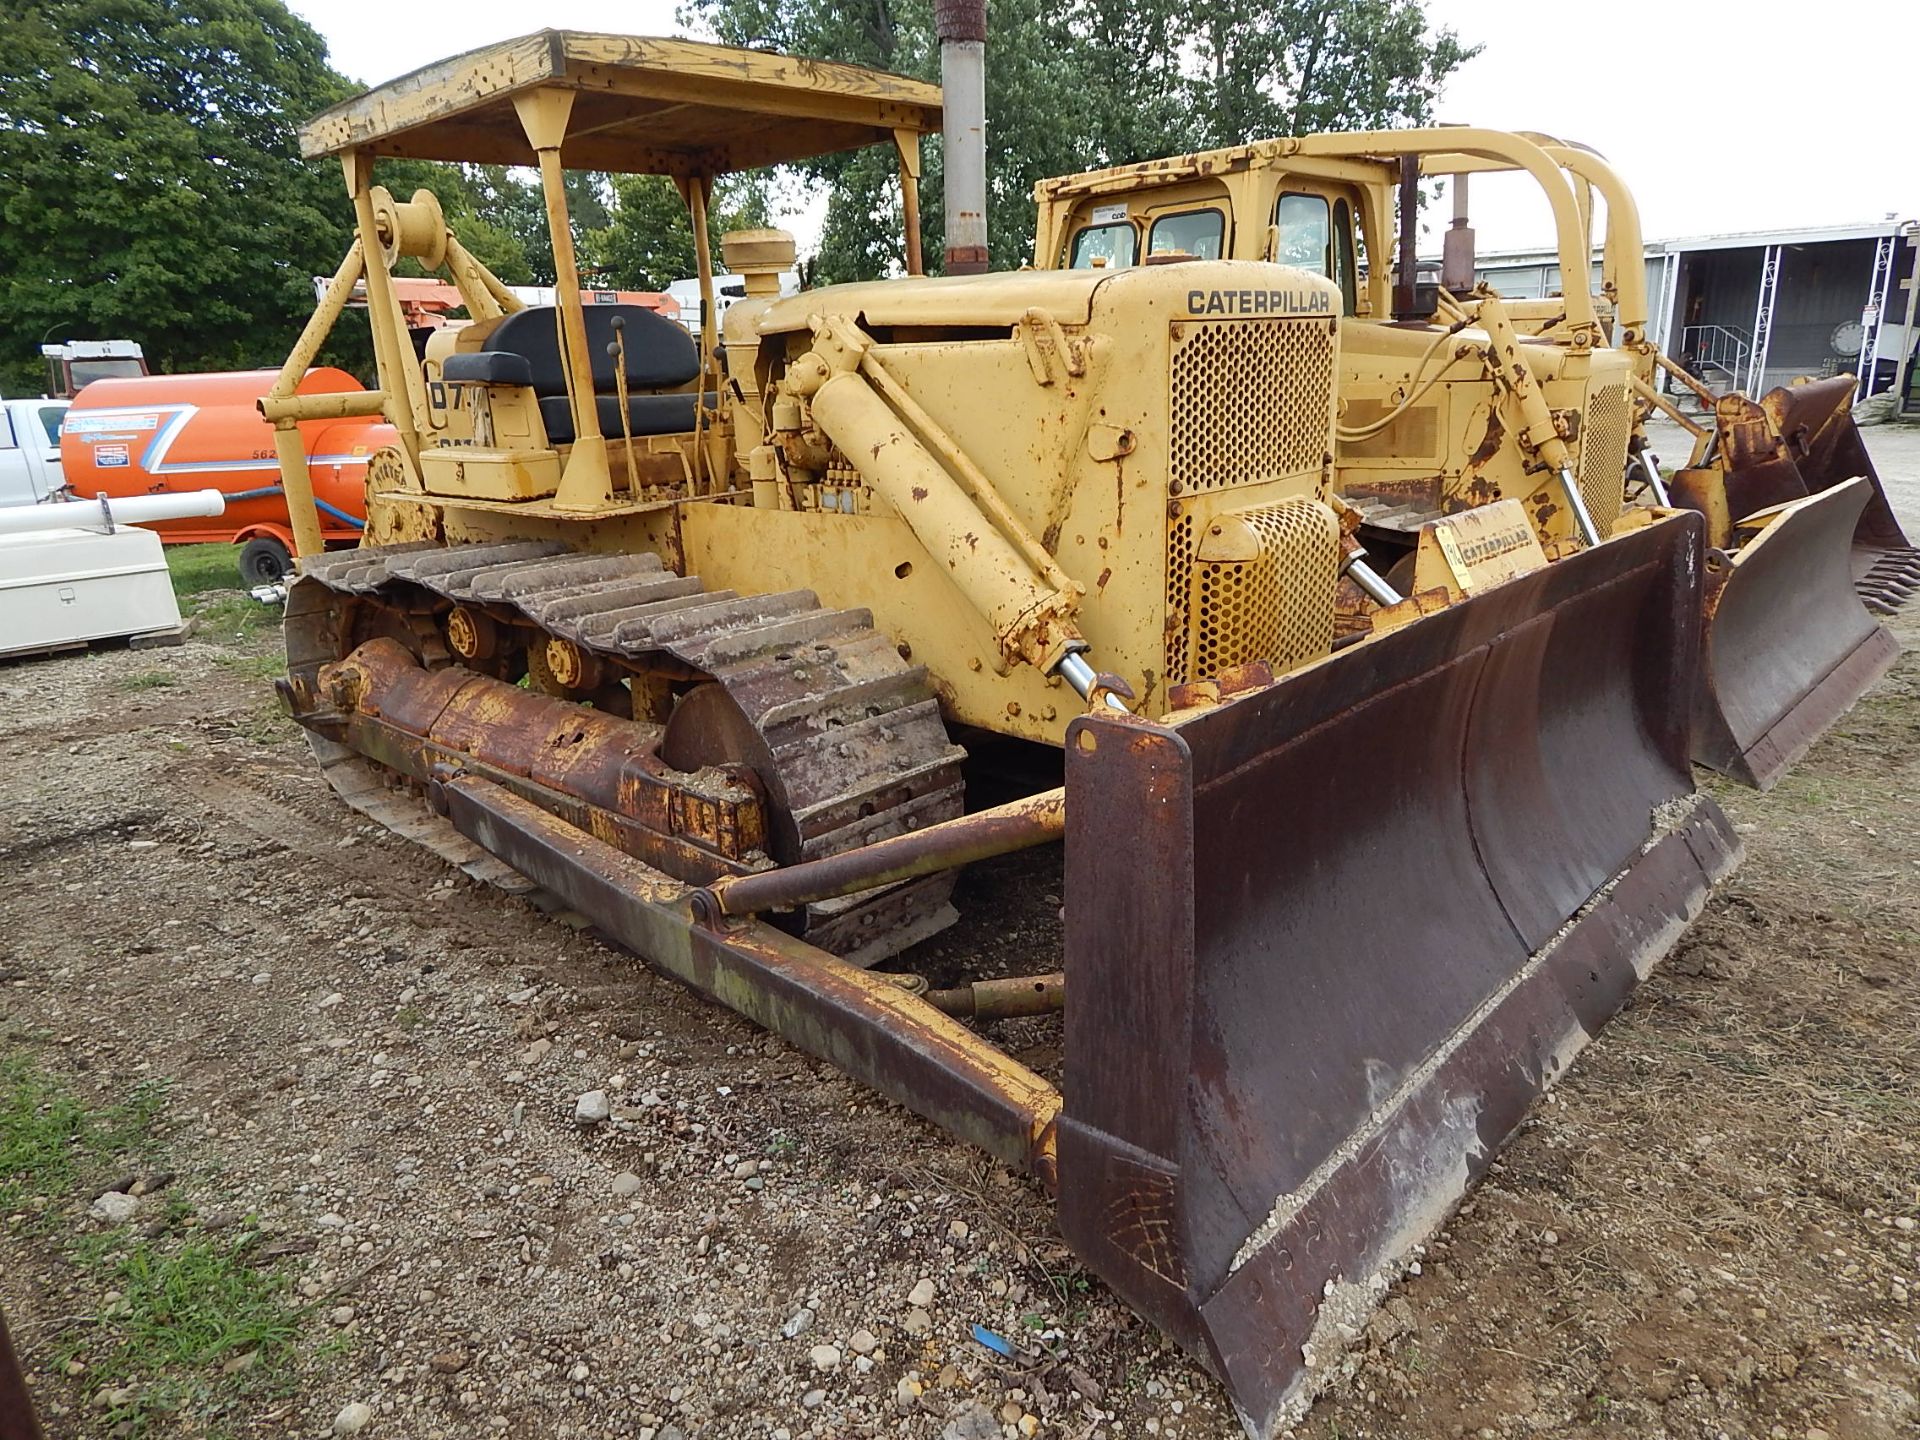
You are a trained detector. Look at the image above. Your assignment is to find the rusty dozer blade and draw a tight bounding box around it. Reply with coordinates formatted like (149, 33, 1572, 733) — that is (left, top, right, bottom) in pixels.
(1758, 375, 1911, 555)
(1056, 514, 1740, 1437)
(1694, 477, 1900, 789)
(1688, 374, 1920, 613)
(1772, 380, 1920, 616)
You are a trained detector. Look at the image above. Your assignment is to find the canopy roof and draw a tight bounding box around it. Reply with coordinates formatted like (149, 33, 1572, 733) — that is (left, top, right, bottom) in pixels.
(301, 30, 943, 175)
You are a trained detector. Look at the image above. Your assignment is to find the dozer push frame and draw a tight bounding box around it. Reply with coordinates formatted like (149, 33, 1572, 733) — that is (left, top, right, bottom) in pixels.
(267, 32, 1742, 1435)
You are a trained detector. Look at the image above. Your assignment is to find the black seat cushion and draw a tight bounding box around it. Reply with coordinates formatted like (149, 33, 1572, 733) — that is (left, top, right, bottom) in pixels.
(442, 350, 534, 386)
(487, 304, 699, 396)
(538, 393, 717, 445)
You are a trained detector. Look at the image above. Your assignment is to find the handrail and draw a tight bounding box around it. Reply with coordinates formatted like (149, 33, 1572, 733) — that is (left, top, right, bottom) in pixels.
(1537, 145, 1647, 345)
(1287, 129, 1598, 341)
(1679, 323, 1751, 381)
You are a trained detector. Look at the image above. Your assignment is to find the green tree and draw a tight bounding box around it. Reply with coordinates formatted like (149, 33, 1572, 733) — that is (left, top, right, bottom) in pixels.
(460, 166, 613, 287)
(0, 0, 362, 392)
(461, 167, 553, 284)
(680, 0, 1476, 278)
(587, 175, 773, 293)
(1188, 0, 1475, 142)
(678, 0, 937, 284)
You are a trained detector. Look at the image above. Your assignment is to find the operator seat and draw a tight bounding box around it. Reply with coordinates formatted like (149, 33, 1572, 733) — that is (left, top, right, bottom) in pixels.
(444, 303, 706, 443)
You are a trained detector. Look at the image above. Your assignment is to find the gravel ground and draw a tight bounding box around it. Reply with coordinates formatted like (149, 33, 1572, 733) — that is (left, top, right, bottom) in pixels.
(3, 450, 1918, 1438)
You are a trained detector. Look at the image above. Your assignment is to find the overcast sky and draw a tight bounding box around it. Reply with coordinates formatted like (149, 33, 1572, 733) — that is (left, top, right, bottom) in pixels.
(291, 0, 1917, 256)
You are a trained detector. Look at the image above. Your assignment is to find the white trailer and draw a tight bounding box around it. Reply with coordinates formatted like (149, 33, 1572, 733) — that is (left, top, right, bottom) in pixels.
(0, 489, 224, 659)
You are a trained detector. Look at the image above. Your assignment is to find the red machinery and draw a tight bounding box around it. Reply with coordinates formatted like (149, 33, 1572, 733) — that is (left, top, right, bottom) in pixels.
(59, 368, 392, 584)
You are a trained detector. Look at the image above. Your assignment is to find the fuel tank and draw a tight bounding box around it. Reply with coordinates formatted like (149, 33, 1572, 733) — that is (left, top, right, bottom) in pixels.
(59, 368, 391, 548)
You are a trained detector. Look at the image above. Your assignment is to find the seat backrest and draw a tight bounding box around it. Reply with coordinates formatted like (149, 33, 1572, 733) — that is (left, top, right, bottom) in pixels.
(486, 304, 699, 398)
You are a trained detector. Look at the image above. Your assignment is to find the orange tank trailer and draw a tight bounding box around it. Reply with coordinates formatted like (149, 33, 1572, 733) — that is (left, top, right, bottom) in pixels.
(60, 368, 393, 585)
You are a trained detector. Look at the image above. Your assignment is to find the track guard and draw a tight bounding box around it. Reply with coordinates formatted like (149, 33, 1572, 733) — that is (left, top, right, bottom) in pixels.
(1057, 516, 1741, 1437)
(1694, 478, 1900, 789)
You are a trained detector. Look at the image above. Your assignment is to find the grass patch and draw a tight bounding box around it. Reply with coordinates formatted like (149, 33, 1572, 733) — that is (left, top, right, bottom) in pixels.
(119, 671, 178, 692)
(164, 544, 243, 602)
(213, 651, 286, 683)
(4, 1058, 315, 1431)
(71, 1232, 305, 1430)
(0, 1056, 167, 1211)
(167, 544, 282, 641)
(187, 592, 281, 642)
(234, 700, 297, 746)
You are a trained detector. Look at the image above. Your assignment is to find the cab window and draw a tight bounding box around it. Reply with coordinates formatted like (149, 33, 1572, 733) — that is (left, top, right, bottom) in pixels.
(1273, 193, 1331, 275)
(1070, 222, 1136, 269)
(1147, 209, 1225, 260)
(1333, 198, 1359, 315)
(36, 407, 65, 445)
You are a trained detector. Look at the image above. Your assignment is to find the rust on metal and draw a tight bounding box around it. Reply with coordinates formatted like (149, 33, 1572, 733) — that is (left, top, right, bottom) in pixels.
(697, 787, 1065, 920)
(1664, 373, 1911, 786)
(926, 972, 1066, 1020)
(1055, 515, 1741, 1435)
(1662, 375, 1910, 787)
(0, 1306, 46, 1440)
(1693, 479, 1899, 788)
(436, 772, 1063, 1188)
(1760, 376, 1911, 552)
(311, 637, 772, 879)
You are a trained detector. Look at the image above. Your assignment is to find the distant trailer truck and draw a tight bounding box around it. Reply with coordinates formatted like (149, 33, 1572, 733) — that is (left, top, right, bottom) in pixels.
(60, 368, 393, 585)
(41, 338, 148, 398)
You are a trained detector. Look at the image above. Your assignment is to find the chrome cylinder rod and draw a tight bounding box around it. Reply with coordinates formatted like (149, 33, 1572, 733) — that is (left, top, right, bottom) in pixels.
(1055, 652, 1130, 712)
(1639, 447, 1671, 506)
(1347, 556, 1403, 607)
(1559, 467, 1605, 548)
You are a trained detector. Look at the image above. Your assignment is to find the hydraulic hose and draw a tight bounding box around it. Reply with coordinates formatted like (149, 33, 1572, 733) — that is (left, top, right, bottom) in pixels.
(1336, 320, 1476, 442)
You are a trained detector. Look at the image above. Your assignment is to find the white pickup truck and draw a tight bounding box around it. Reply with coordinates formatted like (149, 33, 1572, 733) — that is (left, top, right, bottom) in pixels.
(0, 396, 72, 506)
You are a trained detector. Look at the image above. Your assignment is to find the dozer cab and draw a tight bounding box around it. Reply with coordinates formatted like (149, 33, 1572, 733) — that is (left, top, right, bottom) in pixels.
(266, 33, 1738, 1434)
(1034, 128, 1916, 788)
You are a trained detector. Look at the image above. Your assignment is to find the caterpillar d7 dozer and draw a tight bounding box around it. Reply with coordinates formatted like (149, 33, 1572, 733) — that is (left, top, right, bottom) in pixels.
(1034, 128, 1914, 789)
(268, 33, 1738, 1433)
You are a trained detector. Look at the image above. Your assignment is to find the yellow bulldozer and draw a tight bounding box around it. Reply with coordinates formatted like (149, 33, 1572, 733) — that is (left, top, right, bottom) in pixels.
(265, 32, 1742, 1434)
(1033, 129, 1918, 788)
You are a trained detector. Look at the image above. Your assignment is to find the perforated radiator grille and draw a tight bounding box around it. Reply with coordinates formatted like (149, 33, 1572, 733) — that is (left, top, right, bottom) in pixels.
(1166, 498, 1340, 687)
(1169, 319, 1334, 494)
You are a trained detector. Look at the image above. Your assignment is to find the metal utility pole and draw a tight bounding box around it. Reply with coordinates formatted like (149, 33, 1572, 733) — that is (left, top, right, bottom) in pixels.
(935, 0, 988, 274)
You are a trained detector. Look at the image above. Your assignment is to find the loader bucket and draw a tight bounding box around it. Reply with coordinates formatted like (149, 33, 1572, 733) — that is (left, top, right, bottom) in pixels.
(1056, 514, 1740, 1437)
(1692, 477, 1899, 789)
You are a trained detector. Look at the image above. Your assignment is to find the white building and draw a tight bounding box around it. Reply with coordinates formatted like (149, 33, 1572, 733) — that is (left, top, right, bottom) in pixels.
(1461, 219, 1920, 409)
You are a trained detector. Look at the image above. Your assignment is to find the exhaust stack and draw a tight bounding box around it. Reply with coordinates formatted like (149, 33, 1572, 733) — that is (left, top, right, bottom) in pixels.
(935, 0, 988, 275)
(1442, 172, 1476, 291)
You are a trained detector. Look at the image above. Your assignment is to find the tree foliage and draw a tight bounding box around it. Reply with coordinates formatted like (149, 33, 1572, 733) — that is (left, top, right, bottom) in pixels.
(681, 0, 1476, 279)
(0, 0, 537, 393)
(588, 175, 772, 293)
(0, 0, 357, 392)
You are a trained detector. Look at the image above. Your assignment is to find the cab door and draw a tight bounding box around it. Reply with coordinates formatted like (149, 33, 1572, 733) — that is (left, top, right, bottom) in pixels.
(1269, 189, 1361, 315)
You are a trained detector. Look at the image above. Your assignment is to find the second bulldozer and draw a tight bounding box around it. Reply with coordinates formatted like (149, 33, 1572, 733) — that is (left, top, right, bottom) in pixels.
(264, 33, 1739, 1435)
(1034, 128, 1916, 787)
